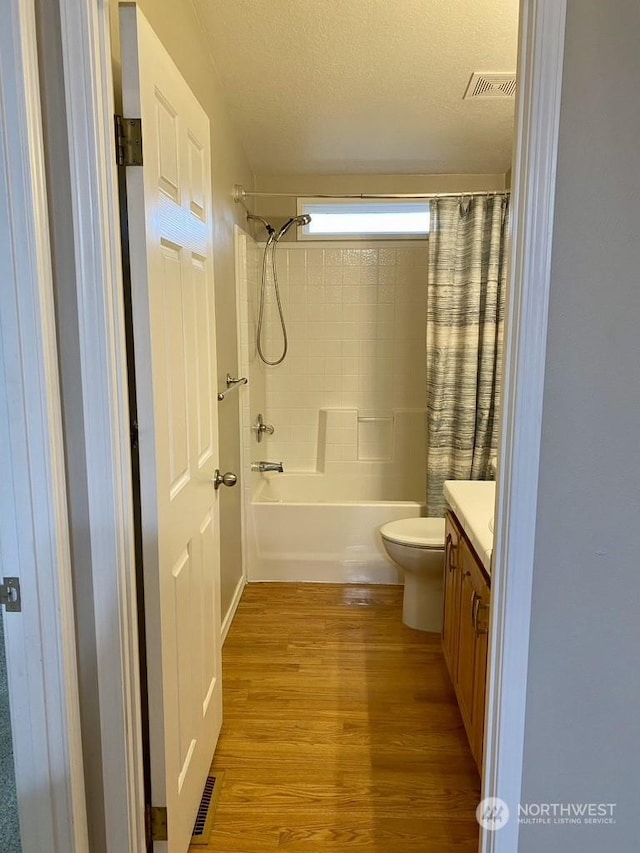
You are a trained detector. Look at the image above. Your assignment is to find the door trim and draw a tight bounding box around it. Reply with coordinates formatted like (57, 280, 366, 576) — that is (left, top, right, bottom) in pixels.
(55, 0, 147, 849)
(0, 0, 88, 849)
(481, 1, 568, 850)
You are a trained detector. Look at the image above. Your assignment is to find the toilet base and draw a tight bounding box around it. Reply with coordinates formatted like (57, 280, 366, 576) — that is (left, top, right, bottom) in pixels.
(402, 570, 443, 632)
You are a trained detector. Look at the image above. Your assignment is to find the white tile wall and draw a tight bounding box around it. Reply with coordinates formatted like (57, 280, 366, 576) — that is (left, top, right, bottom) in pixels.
(236, 235, 428, 502)
(261, 242, 428, 475)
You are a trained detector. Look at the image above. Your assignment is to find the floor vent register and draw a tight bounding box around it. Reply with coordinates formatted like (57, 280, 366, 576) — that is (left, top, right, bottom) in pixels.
(191, 773, 224, 846)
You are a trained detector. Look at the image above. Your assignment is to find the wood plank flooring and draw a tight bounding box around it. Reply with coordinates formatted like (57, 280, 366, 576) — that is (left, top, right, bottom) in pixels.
(192, 583, 480, 852)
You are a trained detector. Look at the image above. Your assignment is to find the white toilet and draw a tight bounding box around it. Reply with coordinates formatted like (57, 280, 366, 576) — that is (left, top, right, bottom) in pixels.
(379, 517, 446, 632)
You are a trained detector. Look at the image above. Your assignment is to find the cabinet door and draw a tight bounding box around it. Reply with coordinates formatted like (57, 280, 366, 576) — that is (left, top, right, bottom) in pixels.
(455, 538, 477, 739)
(442, 513, 461, 677)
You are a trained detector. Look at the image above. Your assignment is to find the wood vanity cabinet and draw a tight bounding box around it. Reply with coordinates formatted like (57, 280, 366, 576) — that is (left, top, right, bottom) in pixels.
(442, 510, 490, 773)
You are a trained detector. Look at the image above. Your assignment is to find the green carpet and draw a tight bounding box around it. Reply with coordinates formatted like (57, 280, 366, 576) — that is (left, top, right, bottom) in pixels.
(0, 612, 21, 852)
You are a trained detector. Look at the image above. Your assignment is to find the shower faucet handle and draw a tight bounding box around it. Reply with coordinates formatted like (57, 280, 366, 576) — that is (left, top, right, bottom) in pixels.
(253, 413, 275, 443)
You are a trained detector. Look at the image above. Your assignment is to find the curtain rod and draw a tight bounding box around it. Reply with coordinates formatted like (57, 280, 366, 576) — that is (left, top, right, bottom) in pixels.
(233, 184, 509, 203)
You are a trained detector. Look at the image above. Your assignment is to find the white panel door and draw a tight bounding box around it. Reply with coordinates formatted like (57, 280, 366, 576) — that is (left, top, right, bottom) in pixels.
(120, 7, 222, 851)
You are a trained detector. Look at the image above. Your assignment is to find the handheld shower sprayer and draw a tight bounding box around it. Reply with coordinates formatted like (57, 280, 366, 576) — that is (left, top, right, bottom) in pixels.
(247, 211, 312, 366)
(276, 213, 312, 239)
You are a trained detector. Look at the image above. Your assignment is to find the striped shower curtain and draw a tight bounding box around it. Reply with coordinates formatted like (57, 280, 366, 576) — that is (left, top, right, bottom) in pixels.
(426, 194, 510, 516)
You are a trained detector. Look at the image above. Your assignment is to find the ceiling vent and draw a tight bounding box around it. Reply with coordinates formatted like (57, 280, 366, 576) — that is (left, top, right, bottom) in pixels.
(464, 72, 517, 100)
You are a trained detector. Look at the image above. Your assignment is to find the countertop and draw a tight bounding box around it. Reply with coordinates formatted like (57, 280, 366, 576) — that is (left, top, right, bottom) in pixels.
(443, 480, 496, 574)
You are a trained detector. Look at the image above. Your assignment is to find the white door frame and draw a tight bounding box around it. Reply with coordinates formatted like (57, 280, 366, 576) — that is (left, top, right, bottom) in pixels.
(0, 0, 89, 850)
(55, 0, 148, 849)
(3, 0, 568, 850)
(481, 2, 567, 850)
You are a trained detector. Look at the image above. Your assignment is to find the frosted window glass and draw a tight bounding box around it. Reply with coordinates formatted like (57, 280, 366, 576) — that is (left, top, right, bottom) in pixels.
(298, 200, 430, 239)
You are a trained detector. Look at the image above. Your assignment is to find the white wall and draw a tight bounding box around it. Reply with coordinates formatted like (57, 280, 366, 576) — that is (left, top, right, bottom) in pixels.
(519, 2, 640, 850)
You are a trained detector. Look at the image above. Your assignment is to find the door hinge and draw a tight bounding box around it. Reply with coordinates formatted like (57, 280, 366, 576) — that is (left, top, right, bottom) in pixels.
(145, 805, 168, 843)
(0, 577, 21, 613)
(115, 115, 143, 167)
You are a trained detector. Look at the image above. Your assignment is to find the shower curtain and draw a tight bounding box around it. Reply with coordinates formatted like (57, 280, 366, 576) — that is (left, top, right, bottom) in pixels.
(426, 194, 510, 516)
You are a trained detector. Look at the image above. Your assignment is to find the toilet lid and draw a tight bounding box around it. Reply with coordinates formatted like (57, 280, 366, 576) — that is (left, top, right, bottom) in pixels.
(379, 517, 445, 548)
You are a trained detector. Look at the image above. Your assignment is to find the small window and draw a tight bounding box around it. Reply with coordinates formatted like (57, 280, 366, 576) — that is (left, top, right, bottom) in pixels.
(296, 198, 430, 240)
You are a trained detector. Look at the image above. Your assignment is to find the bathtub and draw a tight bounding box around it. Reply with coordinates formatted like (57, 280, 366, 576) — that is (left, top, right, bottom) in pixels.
(248, 472, 425, 583)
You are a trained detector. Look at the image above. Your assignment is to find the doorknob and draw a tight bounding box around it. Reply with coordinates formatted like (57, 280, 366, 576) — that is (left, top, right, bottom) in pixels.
(212, 469, 237, 490)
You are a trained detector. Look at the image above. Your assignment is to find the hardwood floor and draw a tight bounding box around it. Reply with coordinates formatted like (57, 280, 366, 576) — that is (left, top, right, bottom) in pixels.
(192, 583, 480, 852)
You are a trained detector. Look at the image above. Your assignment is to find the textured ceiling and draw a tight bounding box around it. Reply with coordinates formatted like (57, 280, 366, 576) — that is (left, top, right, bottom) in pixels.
(192, 0, 519, 175)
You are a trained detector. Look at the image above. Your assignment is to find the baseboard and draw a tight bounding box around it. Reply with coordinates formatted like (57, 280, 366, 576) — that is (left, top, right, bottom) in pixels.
(248, 556, 403, 585)
(221, 574, 246, 644)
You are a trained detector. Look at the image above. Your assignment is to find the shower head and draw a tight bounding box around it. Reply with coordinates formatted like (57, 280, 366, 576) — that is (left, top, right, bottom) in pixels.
(246, 212, 275, 237)
(275, 213, 312, 241)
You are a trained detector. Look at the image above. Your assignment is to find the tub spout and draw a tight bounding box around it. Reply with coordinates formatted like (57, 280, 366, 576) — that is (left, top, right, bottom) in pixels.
(251, 461, 284, 473)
